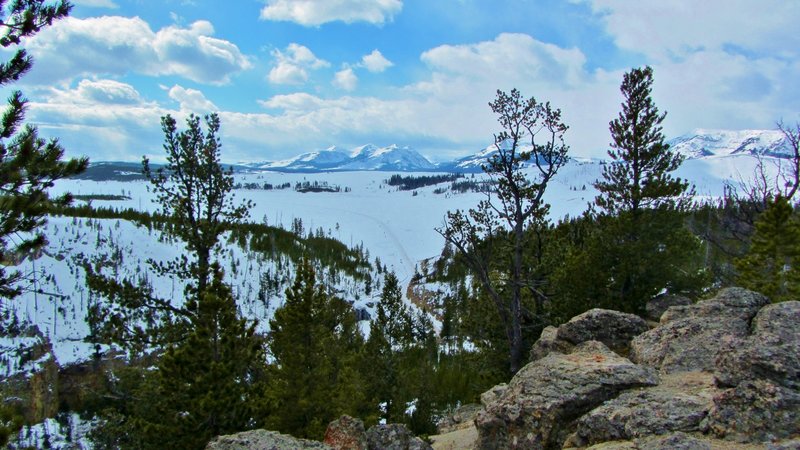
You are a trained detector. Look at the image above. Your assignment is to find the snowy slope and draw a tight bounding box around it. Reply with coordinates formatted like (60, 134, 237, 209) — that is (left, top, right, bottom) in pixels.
(668, 129, 792, 159)
(250, 144, 436, 172)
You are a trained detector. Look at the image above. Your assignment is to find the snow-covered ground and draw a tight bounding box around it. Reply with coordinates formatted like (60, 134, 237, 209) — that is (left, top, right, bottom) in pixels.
(1, 153, 781, 372)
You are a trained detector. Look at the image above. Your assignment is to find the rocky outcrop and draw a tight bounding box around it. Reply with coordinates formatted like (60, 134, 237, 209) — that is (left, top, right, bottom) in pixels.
(324, 415, 367, 450)
(714, 301, 800, 390)
(475, 341, 658, 449)
(564, 372, 718, 447)
(366, 424, 432, 450)
(474, 288, 800, 450)
(630, 287, 769, 373)
(205, 429, 332, 449)
(436, 404, 481, 434)
(645, 294, 692, 322)
(529, 309, 648, 362)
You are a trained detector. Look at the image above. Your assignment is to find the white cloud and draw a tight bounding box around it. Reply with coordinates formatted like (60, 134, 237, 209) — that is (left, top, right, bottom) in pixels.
(268, 43, 329, 85)
(167, 85, 218, 112)
(25, 16, 252, 85)
(578, 0, 800, 61)
(332, 68, 358, 91)
(48, 79, 150, 106)
(260, 0, 402, 26)
(360, 49, 393, 73)
(72, 0, 118, 8)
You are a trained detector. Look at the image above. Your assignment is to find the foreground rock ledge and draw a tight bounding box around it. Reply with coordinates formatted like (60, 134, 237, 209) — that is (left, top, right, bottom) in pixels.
(476, 340, 658, 450)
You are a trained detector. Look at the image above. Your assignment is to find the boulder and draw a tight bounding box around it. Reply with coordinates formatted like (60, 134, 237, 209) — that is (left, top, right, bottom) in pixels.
(365, 424, 432, 450)
(659, 287, 768, 324)
(631, 288, 769, 373)
(479, 383, 507, 407)
(324, 415, 367, 450)
(436, 403, 482, 434)
(556, 309, 649, 356)
(715, 301, 800, 390)
(475, 341, 659, 450)
(645, 294, 692, 322)
(529, 326, 573, 362)
(205, 429, 331, 450)
(565, 372, 718, 448)
(707, 379, 800, 443)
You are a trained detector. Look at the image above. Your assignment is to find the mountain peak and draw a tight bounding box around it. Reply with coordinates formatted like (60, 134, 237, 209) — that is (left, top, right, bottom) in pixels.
(669, 129, 791, 159)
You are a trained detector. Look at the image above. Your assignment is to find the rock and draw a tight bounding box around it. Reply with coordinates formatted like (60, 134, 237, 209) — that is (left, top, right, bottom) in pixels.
(205, 429, 331, 450)
(631, 288, 769, 373)
(659, 287, 768, 324)
(645, 294, 692, 321)
(365, 423, 432, 450)
(556, 308, 648, 356)
(707, 380, 800, 443)
(324, 415, 367, 450)
(565, 372, 717, 448)
(475, 341, 659, 450)
(634, 432, 711, 450)
(479, 383, 507, 407)
(715, 301, 800, 390)
(529, 326, 573, 362)
(436, 403, 482, 434)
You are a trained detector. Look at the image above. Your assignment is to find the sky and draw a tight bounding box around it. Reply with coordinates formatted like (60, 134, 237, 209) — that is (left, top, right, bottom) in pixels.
(5, 0, 800, 163)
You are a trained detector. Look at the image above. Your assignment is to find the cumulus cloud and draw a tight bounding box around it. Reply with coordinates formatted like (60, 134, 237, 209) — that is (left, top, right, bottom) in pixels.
(359, 49, 393, 73)
(332, 68, 358, 91)
(72, 0, 118, 8)
(167, 85, 218, 112)
(577, 0, 800, 61)
(260, 0, 402, 26)
(24, 16, 252, 85)
(268, 43, 329, 85)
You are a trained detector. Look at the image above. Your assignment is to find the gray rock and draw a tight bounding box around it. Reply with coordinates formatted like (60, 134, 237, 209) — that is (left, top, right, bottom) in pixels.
(634, 432, 711, 450)
(475, 341, 659, 450)
(436, 403, 482, 434)
(769, 439, 800, 449)
(556, 309, 649, 356)
(480, 383, 507, 407)
(660, 287, 768, 324)
(529, 326, 573, 362)
(324, 415, 367, 450)
(205, 429, 331, 450)
(631, 288, 769, 373)
(645, 294, 692, 322)
(565, 372, 717, 447)
(707, 380, 800, 443)
(715, 301, 800, 390)
(365, 423, 431, 450)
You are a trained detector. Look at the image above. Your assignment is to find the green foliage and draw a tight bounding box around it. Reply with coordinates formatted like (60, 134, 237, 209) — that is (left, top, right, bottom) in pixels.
(0, 0, 86, 300)
(555, 66, 707, 316)
(438, 88, 569, 374)
(266, 258, 365, 440)
(143, 113, 252, 293)
(595, 66, 691, 215)
(735, 196, 800, 302)
(0, 402, 23, 447)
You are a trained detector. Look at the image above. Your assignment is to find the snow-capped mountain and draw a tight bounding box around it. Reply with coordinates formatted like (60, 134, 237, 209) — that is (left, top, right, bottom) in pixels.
(668, 129, 792, 159)
(251, 144, 436, 172)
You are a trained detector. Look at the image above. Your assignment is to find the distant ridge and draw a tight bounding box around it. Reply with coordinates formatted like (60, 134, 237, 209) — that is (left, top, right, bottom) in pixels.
(668, 129, 792, 159)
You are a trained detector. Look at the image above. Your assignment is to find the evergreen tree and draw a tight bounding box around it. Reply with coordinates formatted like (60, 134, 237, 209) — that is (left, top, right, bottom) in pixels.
(438, 88, 569, 374)
(558, 66, 706, 315)
(595, 66, 691, 215)
(143, 113, 252, 293)
(735, 195, 800, 302)
(266, 258, 365, 440)
(93, 266, 265, 449)
(0, 0, 87, 300)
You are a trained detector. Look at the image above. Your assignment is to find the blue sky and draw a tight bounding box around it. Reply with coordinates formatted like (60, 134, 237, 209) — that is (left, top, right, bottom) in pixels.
(7, 0, 800, 163)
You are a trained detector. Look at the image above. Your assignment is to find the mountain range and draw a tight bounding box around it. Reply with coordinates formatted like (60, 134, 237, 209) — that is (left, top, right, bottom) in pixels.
(246, 129, 795, 173)
(76, 129, 796, 179)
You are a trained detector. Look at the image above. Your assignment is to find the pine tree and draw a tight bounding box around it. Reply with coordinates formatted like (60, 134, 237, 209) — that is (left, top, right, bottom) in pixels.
(438, 88, 569, 374)
(595, 66, 690, 215)
(266, 258, 365, 439)
(568, 66, 706, 315)
(144, 113, 252, 293)
(735, 196, 800, 302)
(0, 0, 87, 300)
